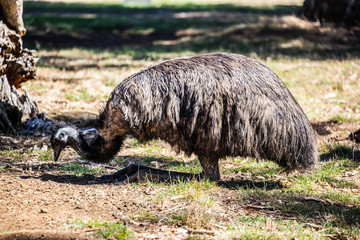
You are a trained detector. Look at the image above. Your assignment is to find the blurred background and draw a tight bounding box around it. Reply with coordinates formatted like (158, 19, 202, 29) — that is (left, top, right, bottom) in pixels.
(20, 0, 360, 126)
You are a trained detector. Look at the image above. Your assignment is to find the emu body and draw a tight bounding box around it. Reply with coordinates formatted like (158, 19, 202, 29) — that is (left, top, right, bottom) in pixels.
(51, 52, 318, 182)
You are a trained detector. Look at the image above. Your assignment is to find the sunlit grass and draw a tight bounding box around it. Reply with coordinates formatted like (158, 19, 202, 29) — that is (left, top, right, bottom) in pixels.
(231, 154, 360, 239)
(36, 150, 53, 161)
(222, 158, 281, 178)
(0, 149, 23, 159)
(24, 0, 302, 13)
(61, 162, 104, 176)
(219, 215, 324, 240)
(65, 89, 95, 101)
(0, 149, 53, 162)
(69, 219, 133, 239)
(143, 179, 220, 229)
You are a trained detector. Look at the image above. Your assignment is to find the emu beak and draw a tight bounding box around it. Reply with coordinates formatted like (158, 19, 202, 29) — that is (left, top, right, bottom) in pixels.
(53, 141, 66, 162)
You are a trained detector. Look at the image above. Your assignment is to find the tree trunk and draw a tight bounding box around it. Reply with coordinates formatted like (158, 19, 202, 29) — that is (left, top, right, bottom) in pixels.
(0, 75, 38, 134)
(301, 0, 360, 26)
(0, 19, 38, 135)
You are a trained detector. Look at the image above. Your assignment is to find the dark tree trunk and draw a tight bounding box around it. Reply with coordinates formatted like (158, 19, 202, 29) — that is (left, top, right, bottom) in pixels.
(0, 20, 38, 135)
(0, 75, 38, 134)
(301, 0, 360, 26)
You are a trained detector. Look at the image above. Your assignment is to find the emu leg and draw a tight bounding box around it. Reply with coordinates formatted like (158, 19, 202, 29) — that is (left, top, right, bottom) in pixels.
(198, 156, 220, 181)
(98, 163, 203, 183)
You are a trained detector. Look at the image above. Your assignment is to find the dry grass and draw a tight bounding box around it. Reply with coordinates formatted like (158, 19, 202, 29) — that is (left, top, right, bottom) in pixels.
(27, 51, 360, 123)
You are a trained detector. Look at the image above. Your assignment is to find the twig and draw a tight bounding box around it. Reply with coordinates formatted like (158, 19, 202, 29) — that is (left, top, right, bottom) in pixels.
(78, 160, 119, 169)
(303, 197, 327, 204)
(209, 223, 227, 230)
(334, 137, 349, 142)
(304, 222, 323, 230)
(352, 143, 356, 161)
(245, 204, 275, 211)
(161, 205, 188, 214)
(185, 227, 214, 235)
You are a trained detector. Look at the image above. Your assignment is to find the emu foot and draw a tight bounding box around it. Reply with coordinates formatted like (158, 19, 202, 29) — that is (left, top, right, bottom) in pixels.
(97, 163, 202, 184)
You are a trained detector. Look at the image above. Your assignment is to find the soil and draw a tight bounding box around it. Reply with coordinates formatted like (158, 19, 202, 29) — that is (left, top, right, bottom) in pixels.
(0, 120, 358, 239)
(0, 163, 156, 239)
(0, 142, 249, 240)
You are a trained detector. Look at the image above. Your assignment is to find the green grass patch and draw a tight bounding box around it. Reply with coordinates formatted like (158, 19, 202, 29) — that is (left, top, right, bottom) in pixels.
(223, 158, 281, 178)
(129, 155, 202, 174)
(144, 179, 219, 228)
(320, 143, 358, 161)
(155, 179, 216, 204)
(24, 1, 300, 15)
(61, 162, 104, 176)
(126, 138, 142, 147)
(144, 145, 162, 154)
(0, 149, 53, 162)
(0, 149, 23, 161)
(0, 166, 10, 172)
(233, 154, 360, 239)
(69, 219, 132, 239)
(221, 215, 324, 240)
(163, 158, 202, 174)
(236, 187, 360, 239)
(65, 89, 94, 101)
(105, 78, 119, 87)
(329, 114, 359, 124)
(130, 210, 160, 224)
(35, 150, 53, 161)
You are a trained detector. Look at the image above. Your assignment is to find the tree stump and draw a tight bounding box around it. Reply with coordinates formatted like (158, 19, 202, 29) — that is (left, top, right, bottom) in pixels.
(0, 0, 38, 135)
(301, 0, 360, 26)
(0, 75, 38, 134)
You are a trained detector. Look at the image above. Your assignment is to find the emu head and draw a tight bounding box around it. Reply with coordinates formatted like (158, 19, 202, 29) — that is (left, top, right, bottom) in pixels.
(51, 124, 101, 161)
(51, 126, 79, 161)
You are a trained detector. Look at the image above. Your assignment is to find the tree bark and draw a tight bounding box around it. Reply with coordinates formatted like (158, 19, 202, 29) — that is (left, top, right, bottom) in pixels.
(301, 0, 360, 26)
(0, 75, 38, 134)
(0, 20, 38, 135)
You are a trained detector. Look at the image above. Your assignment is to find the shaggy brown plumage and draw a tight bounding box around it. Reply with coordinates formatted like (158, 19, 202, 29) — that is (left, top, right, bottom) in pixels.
(52, 52, 318, 181)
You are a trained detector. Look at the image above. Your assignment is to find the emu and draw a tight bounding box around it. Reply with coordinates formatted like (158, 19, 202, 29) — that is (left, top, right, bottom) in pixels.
(51, 52, 318, 182)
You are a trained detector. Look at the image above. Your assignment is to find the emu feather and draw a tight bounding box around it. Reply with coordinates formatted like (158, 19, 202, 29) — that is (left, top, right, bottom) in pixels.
(51, 52, 318, 182)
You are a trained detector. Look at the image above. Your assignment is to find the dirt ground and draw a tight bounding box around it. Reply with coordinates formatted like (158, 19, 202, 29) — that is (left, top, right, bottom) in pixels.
(0, 140, 246, 240)
(0, 120, 358, 239)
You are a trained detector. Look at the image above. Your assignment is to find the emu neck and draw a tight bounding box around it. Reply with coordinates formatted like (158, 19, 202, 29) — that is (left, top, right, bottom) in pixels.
(71, 131, 125, 163)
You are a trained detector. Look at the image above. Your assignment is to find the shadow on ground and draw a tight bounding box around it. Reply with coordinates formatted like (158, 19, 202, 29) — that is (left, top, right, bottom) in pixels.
(321, 144, 360, 161)
(218, 179, 284, 190)
(16, 154, 360, 232)
(14, 154, 283, 189)
(238, 187, 360, 227)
